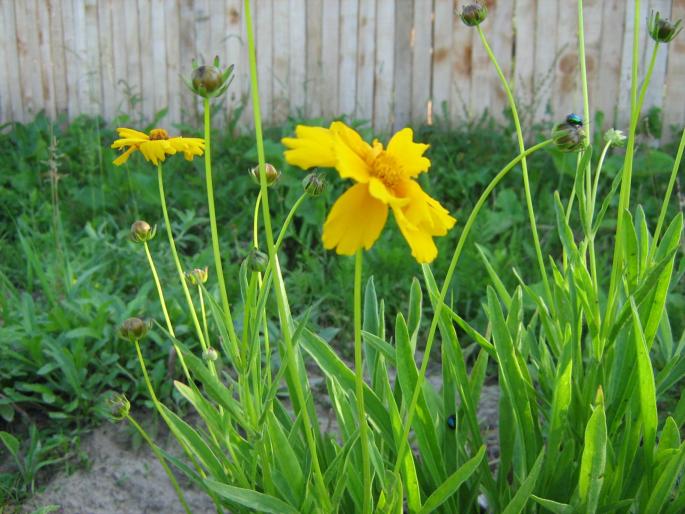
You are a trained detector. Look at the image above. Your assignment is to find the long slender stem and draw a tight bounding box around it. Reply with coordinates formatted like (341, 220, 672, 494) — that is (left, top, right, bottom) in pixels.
(477, 25, 553, 305)
(354, 249, 371, 513)
(243, 1, 330, 508)
(126, 414, 192, 514)
(393, 140, 553, 475)
(143, 242, 191, 381)
(203, 97, 242, 363)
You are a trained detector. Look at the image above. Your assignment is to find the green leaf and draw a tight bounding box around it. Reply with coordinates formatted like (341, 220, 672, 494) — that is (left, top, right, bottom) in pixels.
(644, 443, 685, 513)
(418, 446, 486, 514)
(578, 389, 607, 514)
(531, 495, 573, 514)
(501, 449, 545, 514)
(0, 431, 20, 460)
(267, 412, 306, 507)
(205, 479, 300, 514)
(407, 278, 423, 345)
(476, 244, 511, 308)
(361, 331, 396, 363)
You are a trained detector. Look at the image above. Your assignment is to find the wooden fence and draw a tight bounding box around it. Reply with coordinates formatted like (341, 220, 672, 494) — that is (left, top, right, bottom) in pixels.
(1, 0, 684, 137)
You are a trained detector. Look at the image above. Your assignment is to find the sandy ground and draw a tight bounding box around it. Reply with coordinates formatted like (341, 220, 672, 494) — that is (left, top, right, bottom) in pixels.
(21, 378, 499, 514)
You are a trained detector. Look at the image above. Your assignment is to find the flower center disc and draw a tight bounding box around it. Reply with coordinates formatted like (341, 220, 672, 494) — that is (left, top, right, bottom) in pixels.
(370, 152, 402, 187)
(149, 128, 169, 140)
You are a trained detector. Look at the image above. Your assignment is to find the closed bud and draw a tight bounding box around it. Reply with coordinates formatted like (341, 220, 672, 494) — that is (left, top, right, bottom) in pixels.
(202, 347, 218, 362)
(106, 392, 130, 421)
(245, 248, 268, 274)
(119, 317, 150, 342)
(552, 114, 587, 152)
(604, 128, 626, 148)
(302, 172, 326, 197)
(184, 57, 235, 98)
(130, 220, 156, 243)
(249, 163, 281, 187)
(459, 2, 488, 27)
(648, 11, 682, 43)
(186, 266, 209, 285)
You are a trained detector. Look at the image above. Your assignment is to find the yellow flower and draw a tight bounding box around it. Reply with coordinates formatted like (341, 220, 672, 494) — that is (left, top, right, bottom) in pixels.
(282, 122, 456, 263)
(111, 128, 205, 166)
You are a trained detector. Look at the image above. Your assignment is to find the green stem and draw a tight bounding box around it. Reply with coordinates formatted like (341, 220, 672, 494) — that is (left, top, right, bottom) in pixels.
(243, 1, 330, 508)
(126, 414, 192, 514)
(393, 140, 553, 475)
(354, 249, 371, 513)
(591, 142, 612, 210)
(198, 284, 211, 350)
(650, 128, 685, 258)
(203, 97, 242, 363)
(135, 339, 159, 404)
(253, 190, 262, 248)
(143, 241, 191, 382)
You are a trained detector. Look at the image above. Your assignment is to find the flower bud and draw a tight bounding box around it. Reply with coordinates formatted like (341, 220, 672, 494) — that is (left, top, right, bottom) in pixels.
(119, 317, 150, 342)
(183, 57, 235, 98)
(249, 163, 281, 187)
(106, 392, 130, 421)
(245, 248, 268, 274)
(648, 11, 682, 43)
(186, 266, 209, 285)
(130, 220, 156, 243)
(604, 128, 626, 148)
(302, 172, 326, 197)
(552, 114, 587, 152)
(202, 347, 218, 362)
(459, 2, 488, 27)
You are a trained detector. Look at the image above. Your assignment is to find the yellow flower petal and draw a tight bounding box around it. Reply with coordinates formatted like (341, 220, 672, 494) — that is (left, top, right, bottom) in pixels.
(368, 177, 410, 207)
(392, 206, 439, 263)
(331, 123, 372, 183)
(282, 125, 337, 169)
(386, 128, 430, 178)
(113, 146, 136, 166)
(116, 127, 149, 140)
(323, 183, 388, 255)
(397, 180, 456, 235)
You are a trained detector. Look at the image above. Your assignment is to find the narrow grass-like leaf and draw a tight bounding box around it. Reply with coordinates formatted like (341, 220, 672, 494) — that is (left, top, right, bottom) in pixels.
(361, 331, 396, 363)
(644, 443, 685, 513)
(476, 244, 512, 308)
(578, 388, 607, 514)
(205, 479, 299, 514)
(501, 449, 545, 514)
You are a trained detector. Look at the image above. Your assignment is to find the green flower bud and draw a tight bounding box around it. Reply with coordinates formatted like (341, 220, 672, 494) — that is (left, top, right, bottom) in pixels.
(604, 128, 626, 148)
(245, 248, 268, 274)
(648, 11, 682, 43)
(459, 2, 488, 27)
(552, 116, 587, 153)
(130, 220, 156, 243)
(249, 163, 281, 187)
(106, 392, 130, 421)
(202, 347, 218, 362)
(186, 266, 209, 285)
(119, 317, 150, 342)
(302, 172, 326, 197)
(183, 56, 235, 98)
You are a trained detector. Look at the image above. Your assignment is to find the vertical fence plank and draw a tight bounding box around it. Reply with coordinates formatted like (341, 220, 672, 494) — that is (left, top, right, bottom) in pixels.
(642, 0, 672, 128)
(288, 0, 306, 117)
(583, 0, 604, 130)
(84, 0, 101, 116)
(432, 0, 453, 125)
(514, 0, 536, 128)
(255, 0, 273, 121)
(272, 0, 290, 123)
(373, 0, 395, 133)
(123, 0, 142, 120)
(97, 0, 115, 121)
(148, 0, 167, 120)
(553, 0, 579, 120)
(15, 0, 44, 120)
(663, 0, 685, 139)
(470, 5, 491, 118)
(356, 0, 376, 123)
(533, 0, 558, 123)
(595, 0, 626, 127)
(164, 0, 181, 127)
(179, 0, 198, 124)
(339, 0, 359, 117)
(305, 0, 323, 118)
(225, 0, 245, 121)
(321, 0, 340, 119)
(451, 5, 473, 123)
(0, 4, 9, 123)
(38, 0, 56, 118)
(489, 0, 515, 121)
(48, 0, 68, 118)
(617, 2, 642, 128)
(393, 0, 413, 130)
(410, 0, 431, 124)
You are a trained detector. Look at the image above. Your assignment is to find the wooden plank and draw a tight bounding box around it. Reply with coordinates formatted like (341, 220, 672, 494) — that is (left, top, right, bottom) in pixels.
(288, 0, 307, 116)
(224, 0, 244, 120)
(595, 0, 627, 127)
(97, 0, 116, 121)
(137, 0, 153, 121)
(48, 0, 68, 118)
(255, 0, 273, 122)
(179, 0, 198, 124)
(37, 0, 56, 118)
(553, 0, 580, 120)
(532, 0, 558, 123)
(84, 0, 101, 116)
(514, 0, 536, 124)
(15, 0, 44, 120)
(470, 4, 491, 119)
(123, 0, 142, 120)
(150, 0, 168, 121)
(450, 3, 473, 123)
(273, 0, 291, 123)
(583, 0, 605, 128)
(642, 0, 672, 124)
(320, 0, 340, 119)
(616, 2, 644, 128)
(305, 0, 323, 118)
(393, 0, 412, 130)
(0, 4, 9, 123)
(488, 0, 515, 121)
(339, 0, 359, 117)
(663, 0, 685, 140)
(164, 0, 182, 127)
(373, 0, 394, 133)
(432, 0, 453, 125)
(410, 0, 431, 124)
(356, 0, 376, 123)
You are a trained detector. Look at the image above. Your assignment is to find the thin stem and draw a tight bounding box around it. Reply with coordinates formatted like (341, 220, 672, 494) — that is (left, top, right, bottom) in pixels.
(393, 140, 553, 475)
(126, 414, 192, 514)
(650, 128, 685, 258)
(135, 339, 159, 404)
(591, 142, 612, 210)
(198, 284, 211, 350)
(354, 250, 371, 514)
(253, 190, 262, 248)
(476, 26, 553, 306)
(203, 97, 242, 362)
(243, 1, 330, 508)
(143, 241, 191, 382)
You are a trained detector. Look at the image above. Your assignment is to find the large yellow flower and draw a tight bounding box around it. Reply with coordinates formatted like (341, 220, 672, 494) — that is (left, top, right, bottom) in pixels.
(111, 128, 205, 166)
(282, 122, 456, 263)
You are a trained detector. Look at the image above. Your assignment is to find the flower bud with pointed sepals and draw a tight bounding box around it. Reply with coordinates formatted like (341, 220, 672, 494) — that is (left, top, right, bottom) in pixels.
(459, 2, 488, 27)
(186, 266, 209, 285)
(302, 172, 326, 197)
(106, 392, 130, 421)
(249, 163, 281, 187)
(552, 117, 587, 153)
(648, 11, 682, 43)
(119, 317, 150, 342)
(183, 56, 235, 98)
(245, 248, 268, 274)
(604, 128, 627, 148)
(202, 347, 218, 362)
(130, 220, 156, 243)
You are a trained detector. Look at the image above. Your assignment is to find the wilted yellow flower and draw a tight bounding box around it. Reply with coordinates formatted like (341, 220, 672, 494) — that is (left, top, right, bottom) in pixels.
(282, 122, 456, 263)
(111, 128, 205, 166)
